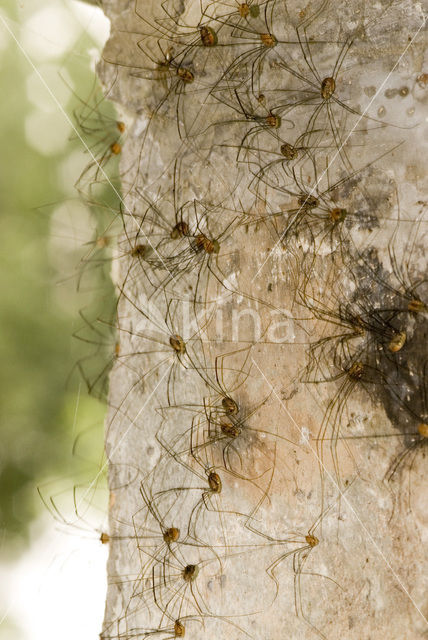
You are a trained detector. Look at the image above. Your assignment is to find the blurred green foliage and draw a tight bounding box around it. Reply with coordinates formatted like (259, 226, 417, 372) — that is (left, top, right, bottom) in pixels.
(0, 0, 119, 550)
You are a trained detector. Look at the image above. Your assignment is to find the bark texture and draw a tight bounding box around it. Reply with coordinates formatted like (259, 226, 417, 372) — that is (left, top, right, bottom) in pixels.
(97, 1, 427, 638)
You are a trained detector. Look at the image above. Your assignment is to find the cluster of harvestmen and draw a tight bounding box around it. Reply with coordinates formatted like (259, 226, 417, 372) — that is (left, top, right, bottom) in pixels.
(44, 0, 427, 638)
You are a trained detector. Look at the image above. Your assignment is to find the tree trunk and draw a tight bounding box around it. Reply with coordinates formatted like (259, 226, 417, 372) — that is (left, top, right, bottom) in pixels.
(97, 1, 427, 638)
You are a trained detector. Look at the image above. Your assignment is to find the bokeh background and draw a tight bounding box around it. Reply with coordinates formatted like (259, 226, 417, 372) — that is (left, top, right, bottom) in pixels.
(0, 2, 119, 638)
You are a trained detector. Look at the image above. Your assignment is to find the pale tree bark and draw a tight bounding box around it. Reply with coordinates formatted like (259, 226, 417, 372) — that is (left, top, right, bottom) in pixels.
(96, 1, 427, 638)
